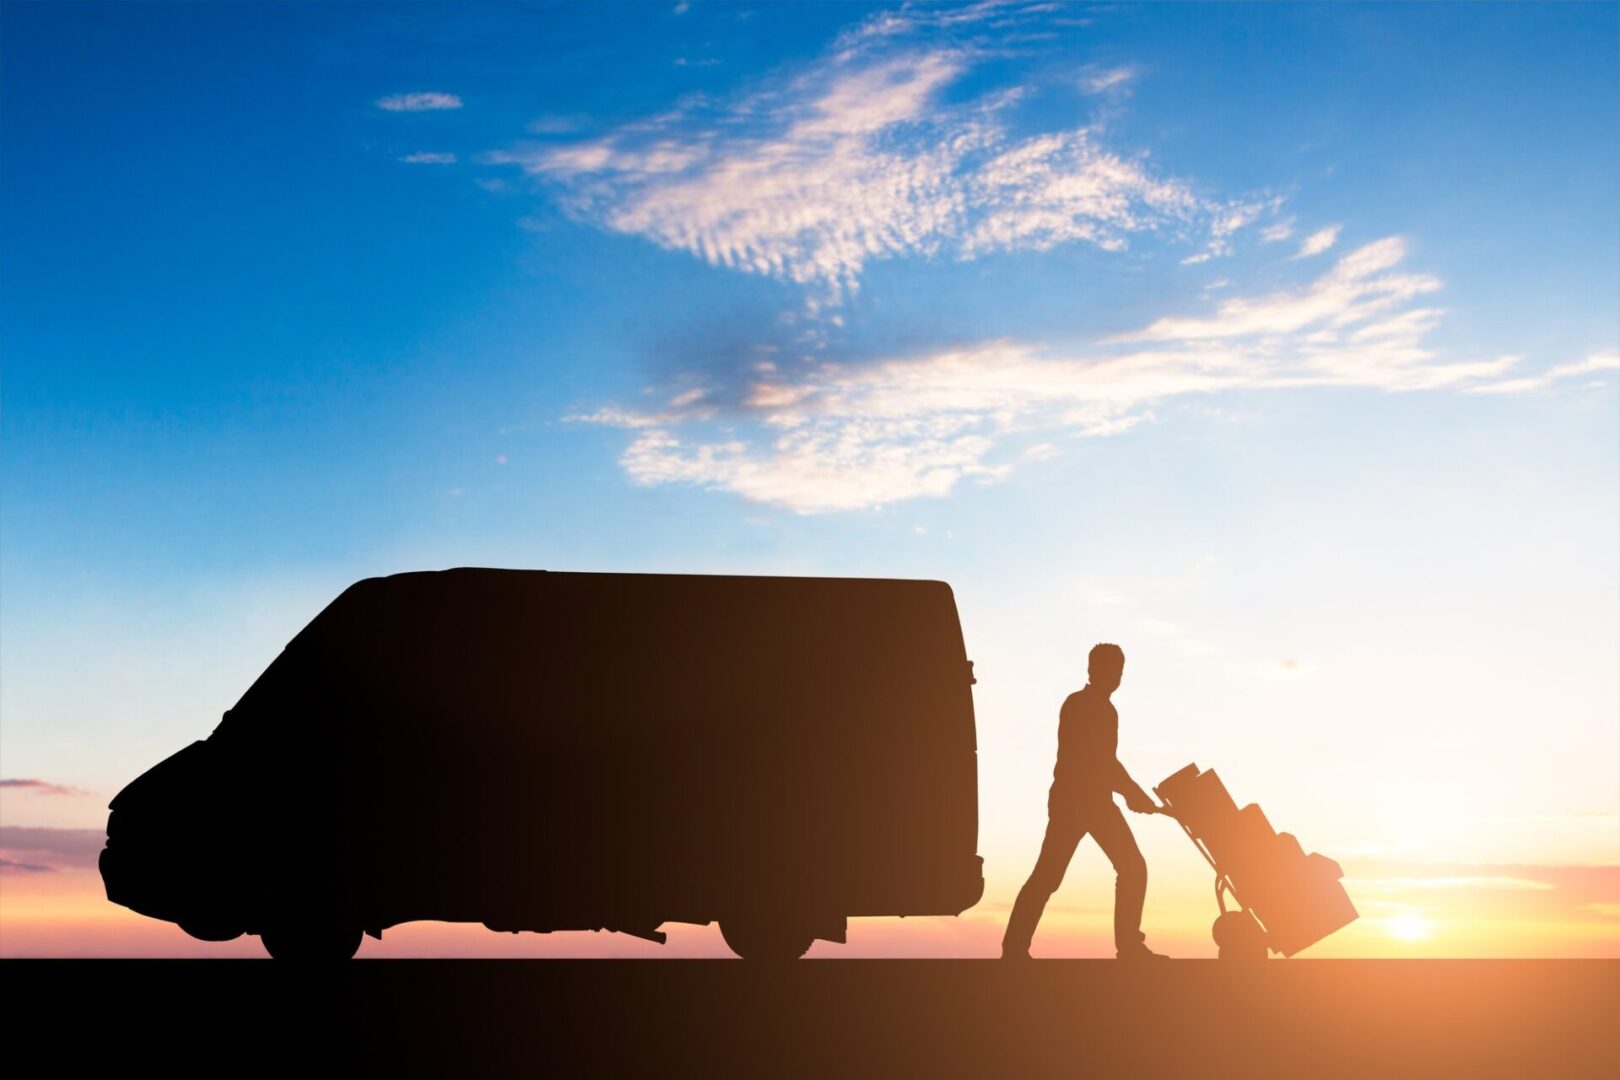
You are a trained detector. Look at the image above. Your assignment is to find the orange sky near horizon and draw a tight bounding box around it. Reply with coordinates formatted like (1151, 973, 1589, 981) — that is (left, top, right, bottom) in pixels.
(3, 847, 1615, 960)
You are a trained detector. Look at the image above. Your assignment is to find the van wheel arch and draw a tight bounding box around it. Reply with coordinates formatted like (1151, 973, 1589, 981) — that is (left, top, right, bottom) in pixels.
(180, 919, 244, 943)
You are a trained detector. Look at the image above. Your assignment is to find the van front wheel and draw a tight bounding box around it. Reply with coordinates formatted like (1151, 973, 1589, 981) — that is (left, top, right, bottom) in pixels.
(720, 916, 815, 960)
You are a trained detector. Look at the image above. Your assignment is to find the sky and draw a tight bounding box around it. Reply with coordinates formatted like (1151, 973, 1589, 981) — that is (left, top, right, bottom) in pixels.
(2, 1, 1616, 959)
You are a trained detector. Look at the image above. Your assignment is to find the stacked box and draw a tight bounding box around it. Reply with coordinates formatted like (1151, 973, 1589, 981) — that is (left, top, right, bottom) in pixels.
(1156, 764, 1357, 956)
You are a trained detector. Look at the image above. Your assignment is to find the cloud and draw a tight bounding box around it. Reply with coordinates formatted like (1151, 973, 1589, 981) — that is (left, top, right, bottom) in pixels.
(1260, 219, 1295, 243)
(614, 421, 1006, 514)
(1346, 874, 1556, 893)
(1024, 442, 1060, 461)
(1341, 860, 1620, 922)
(494, 51, 978, 299)
(376, 92, 464, 112)
(575, 237, 1523, 512)
(1131, 614, 1252, 664)
(492, 7, 1276, 302)
(1114, 237, 1439, 345)
(0, 778, 87, 796)
(1294, 224, 1342, 258)
(830, 0, 1045, 49)
(0, 858, 54, 874)
(526, 114, 589, 136)
(959, 126, 1211, 259)
(569, 404, 716, 429)
(1465, 350, 1620, 395)
(0, 826, 106, 870)
(400, 152, 457, 165)
(1080, 65, 1138, 95)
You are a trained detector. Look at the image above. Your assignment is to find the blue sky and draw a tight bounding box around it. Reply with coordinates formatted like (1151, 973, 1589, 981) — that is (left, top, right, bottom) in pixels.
(5, 4, 1614, 550)
(2, 2, 1617, 954)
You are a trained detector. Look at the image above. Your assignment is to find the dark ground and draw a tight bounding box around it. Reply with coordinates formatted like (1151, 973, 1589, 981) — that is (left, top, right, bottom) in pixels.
(15, 959, 1618, 1076)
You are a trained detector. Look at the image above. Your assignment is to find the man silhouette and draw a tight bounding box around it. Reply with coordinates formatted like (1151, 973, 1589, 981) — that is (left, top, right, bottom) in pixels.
(1002, 642, 1170, 960)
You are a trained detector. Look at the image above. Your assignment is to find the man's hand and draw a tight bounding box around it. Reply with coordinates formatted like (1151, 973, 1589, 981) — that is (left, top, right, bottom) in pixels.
(1124, 790, 1158, 815)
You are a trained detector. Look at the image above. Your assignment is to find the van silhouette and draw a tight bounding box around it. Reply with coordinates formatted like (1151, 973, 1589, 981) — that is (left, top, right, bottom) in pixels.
(99, 568, 986, 959)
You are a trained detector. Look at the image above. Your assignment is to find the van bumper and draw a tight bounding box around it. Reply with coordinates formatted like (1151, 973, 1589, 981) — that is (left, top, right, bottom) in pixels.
(848, 854, 984, 918)
(99, 841, 184, 924)
(951, 854, 986, 913)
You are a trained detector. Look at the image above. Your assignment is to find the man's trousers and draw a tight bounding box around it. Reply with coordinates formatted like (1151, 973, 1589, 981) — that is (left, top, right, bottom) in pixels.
(1002, 798, 1148, 954)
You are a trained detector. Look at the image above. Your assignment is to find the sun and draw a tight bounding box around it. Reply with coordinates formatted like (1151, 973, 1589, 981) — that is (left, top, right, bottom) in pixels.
(1386, 913, 1432, 942)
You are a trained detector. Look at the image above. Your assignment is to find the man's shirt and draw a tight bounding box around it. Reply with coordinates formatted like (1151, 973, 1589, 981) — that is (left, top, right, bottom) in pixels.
(1048, 684, 1127, 813)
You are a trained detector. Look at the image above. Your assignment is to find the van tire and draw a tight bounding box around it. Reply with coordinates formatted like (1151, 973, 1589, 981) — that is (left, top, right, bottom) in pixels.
(261, 921, 364, 961)
(719, 916, 815, 960)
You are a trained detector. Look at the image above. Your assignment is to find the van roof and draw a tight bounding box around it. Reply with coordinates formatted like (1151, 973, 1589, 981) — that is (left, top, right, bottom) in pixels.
(296, 567, 957, 643)
(222, 567, 968, 737)
(339, 567, 951, 589)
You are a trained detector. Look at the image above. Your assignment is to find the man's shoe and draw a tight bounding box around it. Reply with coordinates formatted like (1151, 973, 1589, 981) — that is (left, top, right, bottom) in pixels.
(1116, 943, 1171, 961)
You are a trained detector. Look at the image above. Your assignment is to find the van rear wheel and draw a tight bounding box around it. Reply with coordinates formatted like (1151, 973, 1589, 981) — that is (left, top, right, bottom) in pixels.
(261, 920, 364, 961)
(720, 915, 815, 960)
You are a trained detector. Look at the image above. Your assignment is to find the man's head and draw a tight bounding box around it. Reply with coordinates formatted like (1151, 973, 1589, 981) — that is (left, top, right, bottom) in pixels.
(1088, 642, 1125, 693)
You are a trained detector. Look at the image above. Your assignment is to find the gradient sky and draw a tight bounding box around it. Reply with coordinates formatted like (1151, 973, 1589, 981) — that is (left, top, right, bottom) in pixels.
(3, 1, 1616, 958)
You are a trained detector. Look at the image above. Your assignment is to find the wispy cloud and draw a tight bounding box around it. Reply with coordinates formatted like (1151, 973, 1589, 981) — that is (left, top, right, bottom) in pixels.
(377, 92, 463, 112)
(1347, 874, 1556, 893)
(1080, 64, 1138, 95)
(526, 114, 588, 136)
(575, 238, 1523, 512)
(0, 778, 87, 796)
(1340, 860, 1620, 923)
(0, 826, 105, 870)
(0, 858, 54, 874)
(492, 6, 1276, 302)
(831, 0, 1049, 49)
(1114, 237, 1441, 347)
(400, 152, 457, 165)
(1294, 224, 1342, 258)
(1260, 219, 1295, 243)
(1465, 350, 1620, 395)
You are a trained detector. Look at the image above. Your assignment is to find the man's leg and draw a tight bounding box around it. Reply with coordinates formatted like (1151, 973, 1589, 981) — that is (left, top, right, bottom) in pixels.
(1001, 814, 1083, 956)
(1086, 802, 1148, 953)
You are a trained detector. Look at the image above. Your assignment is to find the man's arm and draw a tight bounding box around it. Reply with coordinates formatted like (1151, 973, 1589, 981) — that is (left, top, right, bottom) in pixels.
(1112, 759, 1157, 813)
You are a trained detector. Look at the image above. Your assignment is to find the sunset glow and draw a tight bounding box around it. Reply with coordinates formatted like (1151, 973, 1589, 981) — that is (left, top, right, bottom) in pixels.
(1385, 913, 1433, 943)
(2, 1, 1616, 960)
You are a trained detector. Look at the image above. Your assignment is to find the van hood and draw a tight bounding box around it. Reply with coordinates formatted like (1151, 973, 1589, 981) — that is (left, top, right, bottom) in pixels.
(107, 739, 210, 812)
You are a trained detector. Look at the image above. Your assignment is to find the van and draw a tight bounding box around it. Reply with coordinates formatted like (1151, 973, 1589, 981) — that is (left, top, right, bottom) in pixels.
(99, 569, 985, 959)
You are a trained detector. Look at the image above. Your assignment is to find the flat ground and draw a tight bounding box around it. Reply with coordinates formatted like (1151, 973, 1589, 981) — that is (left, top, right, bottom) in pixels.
(13, 960, 1617, 1076)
